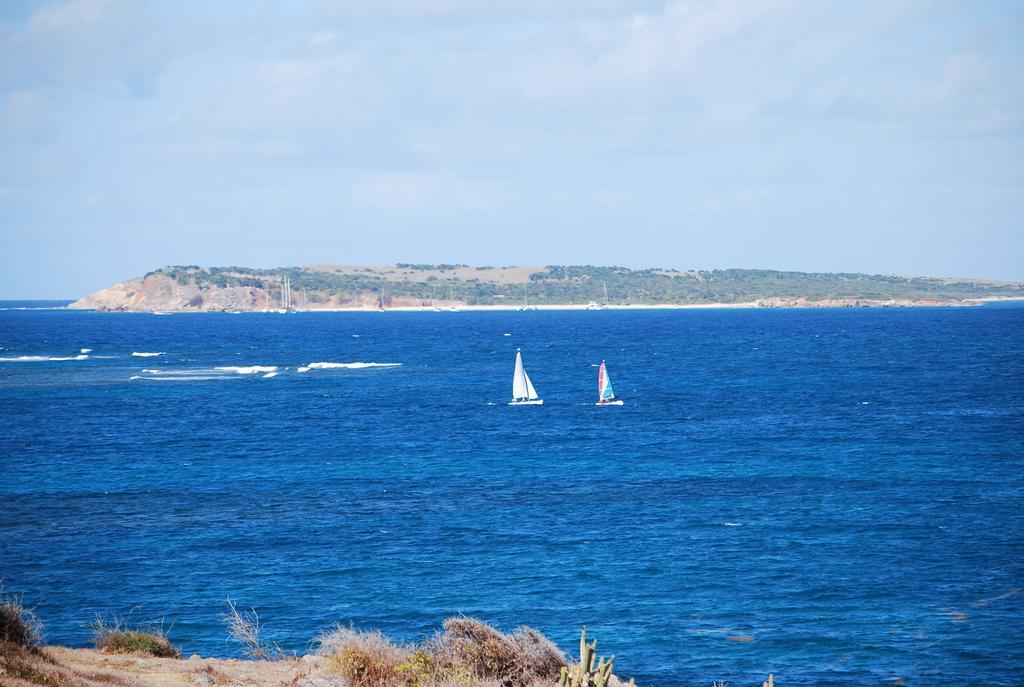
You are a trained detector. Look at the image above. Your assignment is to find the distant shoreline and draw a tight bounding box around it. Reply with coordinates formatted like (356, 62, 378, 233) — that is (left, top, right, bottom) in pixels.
(57, 296, 1024, 314)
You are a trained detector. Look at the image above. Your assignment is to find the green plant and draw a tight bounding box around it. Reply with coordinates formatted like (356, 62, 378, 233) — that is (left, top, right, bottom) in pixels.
(558, 627, 613, 687)
(89, 612, 180, 658)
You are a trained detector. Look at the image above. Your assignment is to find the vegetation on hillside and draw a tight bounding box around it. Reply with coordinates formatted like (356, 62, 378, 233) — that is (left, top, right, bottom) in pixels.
(143, 264, 1024, 307)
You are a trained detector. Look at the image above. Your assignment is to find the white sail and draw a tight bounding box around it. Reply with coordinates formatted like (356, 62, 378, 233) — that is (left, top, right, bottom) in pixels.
(512, 350, 528, 400)
(523, 369, 539, 400)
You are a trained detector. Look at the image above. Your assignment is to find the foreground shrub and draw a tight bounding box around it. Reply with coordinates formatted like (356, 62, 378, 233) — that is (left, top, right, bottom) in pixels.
(0, 588, 43, 649)
(90, 614, 180, 658)
(319, 626, 410, 687)
(221, 600, 286, 660)
(434, 617, 564, 687)
(317, 617, 567, 687)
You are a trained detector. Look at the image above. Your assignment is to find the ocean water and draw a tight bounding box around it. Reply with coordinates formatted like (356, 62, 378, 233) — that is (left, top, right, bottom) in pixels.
(1, 304, 1022, 685)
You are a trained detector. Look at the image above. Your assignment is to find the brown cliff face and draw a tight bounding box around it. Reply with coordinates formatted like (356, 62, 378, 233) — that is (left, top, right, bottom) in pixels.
(69, 274, 269, 312)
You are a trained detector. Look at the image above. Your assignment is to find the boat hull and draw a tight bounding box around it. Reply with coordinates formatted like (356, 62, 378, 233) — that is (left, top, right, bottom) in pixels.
(596, 400, 624, 406)
(509, 399, 544, 406)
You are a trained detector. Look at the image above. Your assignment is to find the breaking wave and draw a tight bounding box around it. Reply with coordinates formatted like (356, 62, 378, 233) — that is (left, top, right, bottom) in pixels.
(131, 352, 165, 357)
(0, 354, 89, 362)
(132, 375, 236, 382)
(303, 362, 402, 370)
(214, 366, 279, 375)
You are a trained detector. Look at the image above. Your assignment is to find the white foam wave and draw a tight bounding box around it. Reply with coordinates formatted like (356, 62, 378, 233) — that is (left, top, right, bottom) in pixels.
(0, 354, 88, 362)
(722, 522, 742, 527)
(0, 306, 67, 311)
(133, 375, 234, 382)
(142, 368, 258, 377)
(262, 371, 278, 378)
(304, 362, 402, 370)
(297, 366, 310, 373)
(80, 348, 93, 353)
(132, 352, 165, 357)
(215, 365, 278, 375)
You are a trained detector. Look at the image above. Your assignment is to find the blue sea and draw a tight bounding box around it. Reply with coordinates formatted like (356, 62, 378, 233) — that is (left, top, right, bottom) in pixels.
(1, 303, 1022, 685)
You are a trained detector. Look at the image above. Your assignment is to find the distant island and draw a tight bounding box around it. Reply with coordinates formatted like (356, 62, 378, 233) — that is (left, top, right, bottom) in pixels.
(68, 264, 1024, 312)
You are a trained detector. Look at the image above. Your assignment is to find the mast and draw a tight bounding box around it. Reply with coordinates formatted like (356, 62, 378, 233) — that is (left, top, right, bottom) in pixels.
(603, 281, 609, 306)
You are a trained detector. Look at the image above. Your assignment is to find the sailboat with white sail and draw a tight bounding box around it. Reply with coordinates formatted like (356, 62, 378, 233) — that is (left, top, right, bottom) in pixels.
(595, 360, 623, 406)
(509, 349, 543, 405)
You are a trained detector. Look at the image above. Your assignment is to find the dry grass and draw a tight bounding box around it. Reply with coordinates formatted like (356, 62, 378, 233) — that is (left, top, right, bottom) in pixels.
(0, 587, 44, 649)
(0, 641, 73, 687)
(433, 618, 564, 687)
(319, 626, 410, 687)
(221, 600, 286, 660)
(89, 614, 180, 659)
(316, 617, 566, 687)
(0, 640, 138, 687)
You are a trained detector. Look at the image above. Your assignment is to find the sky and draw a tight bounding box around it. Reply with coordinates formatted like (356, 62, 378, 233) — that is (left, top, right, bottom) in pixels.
(1, 0, 1022, 298)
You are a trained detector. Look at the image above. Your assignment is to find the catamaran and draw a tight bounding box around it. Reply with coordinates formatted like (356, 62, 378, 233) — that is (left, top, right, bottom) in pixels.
(596, 360, 623, 406)
(510, 349, 543, 405)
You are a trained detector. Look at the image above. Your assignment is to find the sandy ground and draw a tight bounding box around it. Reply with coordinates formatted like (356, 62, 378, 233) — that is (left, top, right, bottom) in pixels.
(40, 647, 342, 687)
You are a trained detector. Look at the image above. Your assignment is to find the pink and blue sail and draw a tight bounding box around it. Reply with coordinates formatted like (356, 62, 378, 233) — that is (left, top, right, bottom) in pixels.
(598, 361, 615, 402)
